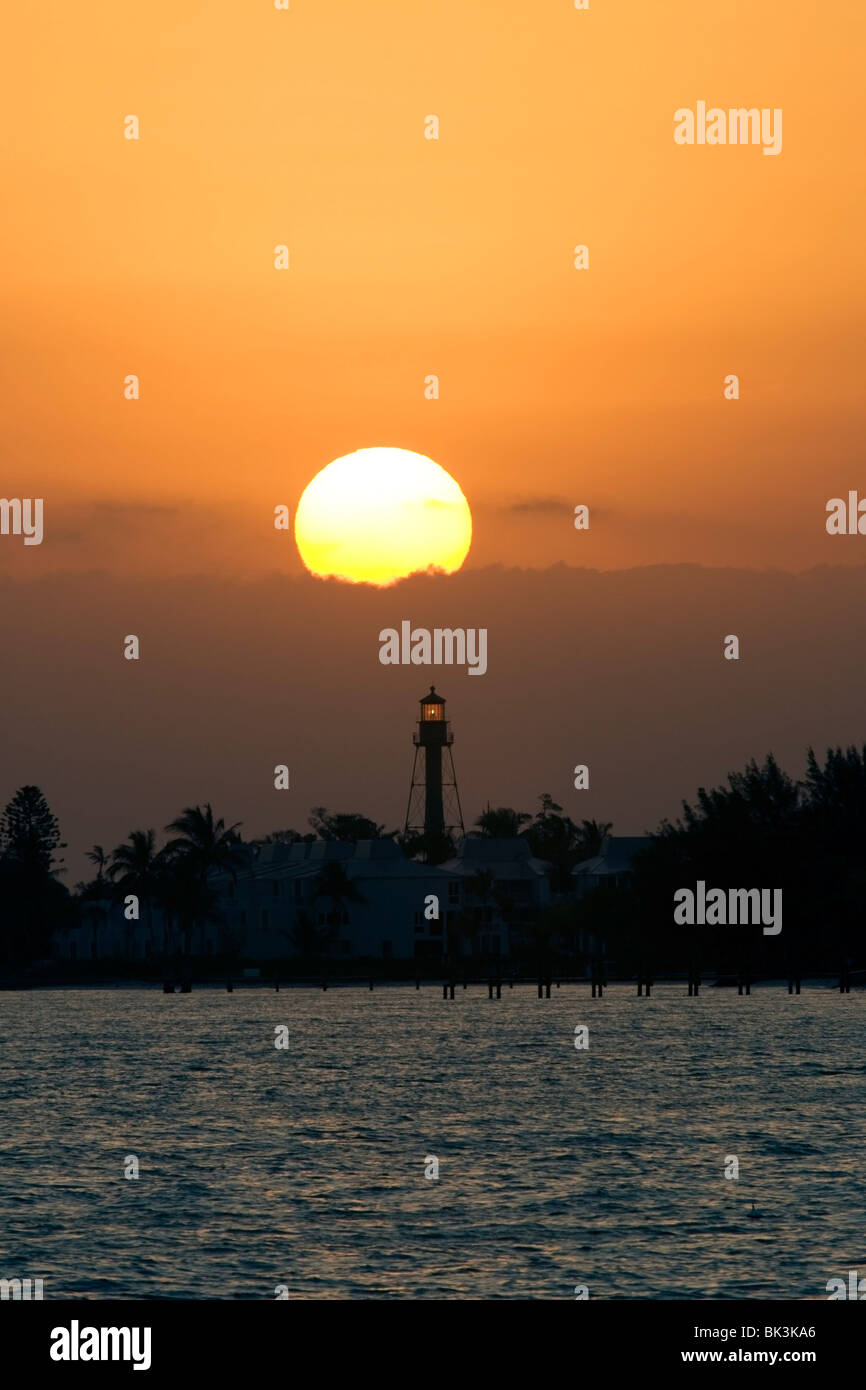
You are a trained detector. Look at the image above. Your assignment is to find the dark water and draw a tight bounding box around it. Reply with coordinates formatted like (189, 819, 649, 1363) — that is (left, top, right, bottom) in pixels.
(1, 985, 864, 1299)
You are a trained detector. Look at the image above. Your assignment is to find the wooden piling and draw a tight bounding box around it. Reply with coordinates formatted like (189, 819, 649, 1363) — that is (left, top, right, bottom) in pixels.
(496, 981, 502, 999)
(226, 979, 232, 993)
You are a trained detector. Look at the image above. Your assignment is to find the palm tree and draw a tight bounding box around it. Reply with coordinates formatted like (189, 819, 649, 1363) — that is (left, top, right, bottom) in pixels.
(472, 804, 531, 838)
(158, 856, 223, 957)
(164, 804, 245, 953)
(312, 861, 365, 939)
(577, 819, 613, 860)
(109, 829, 162, 956)
(165, 804, 244, 874)
(463, 869, 496, 961)
(85, 844, 110, 884)
(84, 846, 112, 958)
(287, 907, 335, 969)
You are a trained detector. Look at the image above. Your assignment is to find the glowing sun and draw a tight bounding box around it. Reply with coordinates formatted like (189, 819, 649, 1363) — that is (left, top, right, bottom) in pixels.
(294, 447, 472, 586)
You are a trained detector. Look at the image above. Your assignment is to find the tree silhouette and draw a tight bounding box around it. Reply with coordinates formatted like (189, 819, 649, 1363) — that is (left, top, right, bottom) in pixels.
(633, 754, 806, 975)
(0, 785, 65, 874)
(0, 786, 71, 963)
(312, 861, 365, 933)
(463, 868, 496, 959)
(397, 828, 455, 865)
(164, 804, 244, 954)
(576, 819, 613, 859)
(85, 844, 110, 883)
(158, 856, 223, 956)
(308, 807, 394, 841)
(109, 829, 162, 955)
(523, 794, 585, 891)
(288, 906, 337, 968)
(259, 828, 307, 845)
(472, 804, 531, 838)
(165, 804, 244, 875)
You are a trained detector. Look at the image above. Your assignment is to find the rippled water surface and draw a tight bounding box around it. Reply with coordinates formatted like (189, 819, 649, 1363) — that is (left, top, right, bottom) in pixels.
(1, 985, 864, 1299)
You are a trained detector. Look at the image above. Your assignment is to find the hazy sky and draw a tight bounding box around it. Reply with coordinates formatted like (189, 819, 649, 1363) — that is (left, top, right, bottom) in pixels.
(1, 564, 864, 881)
(2, 3, 865, 877)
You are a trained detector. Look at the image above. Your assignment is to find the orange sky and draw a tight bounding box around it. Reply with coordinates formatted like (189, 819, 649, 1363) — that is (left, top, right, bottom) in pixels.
(2, 0, 865, 576)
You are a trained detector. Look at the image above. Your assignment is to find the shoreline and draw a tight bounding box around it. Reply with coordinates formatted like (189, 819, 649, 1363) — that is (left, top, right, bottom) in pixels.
(1, 975, 860, 993)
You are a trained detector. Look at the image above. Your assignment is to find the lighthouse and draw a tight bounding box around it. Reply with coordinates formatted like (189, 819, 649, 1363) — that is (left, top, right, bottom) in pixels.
(404, 686, 465, 857)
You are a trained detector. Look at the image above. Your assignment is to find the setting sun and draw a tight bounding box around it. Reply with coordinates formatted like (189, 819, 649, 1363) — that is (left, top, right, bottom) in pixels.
(294, 447, 473, 586)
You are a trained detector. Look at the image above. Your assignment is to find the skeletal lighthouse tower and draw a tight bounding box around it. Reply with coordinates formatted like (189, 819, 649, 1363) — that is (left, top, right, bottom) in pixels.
(404, 686, 465, 850)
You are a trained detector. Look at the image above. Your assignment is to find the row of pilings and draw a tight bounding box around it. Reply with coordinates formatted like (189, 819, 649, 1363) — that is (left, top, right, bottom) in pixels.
(161, 964, 857, 994)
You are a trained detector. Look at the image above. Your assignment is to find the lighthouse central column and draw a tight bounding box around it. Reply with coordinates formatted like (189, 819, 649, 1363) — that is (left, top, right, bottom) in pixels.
(424, 742, 445, 837)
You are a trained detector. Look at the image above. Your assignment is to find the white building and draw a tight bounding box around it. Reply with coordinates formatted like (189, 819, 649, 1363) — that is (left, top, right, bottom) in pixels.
(214, 838, 460, 961)
(571, 835, 651, 894)
(439, 837, 553, 957)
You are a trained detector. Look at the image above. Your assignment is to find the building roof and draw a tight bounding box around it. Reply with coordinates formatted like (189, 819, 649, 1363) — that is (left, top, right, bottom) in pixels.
(420, 685, 445, 703)
(572, 835, 652, 878)
(441, 836, 552, 880)
(253, 839, 401, 866)
(212, 839, 456, 883)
